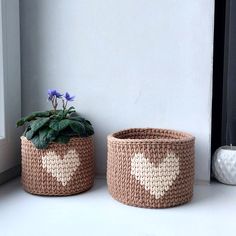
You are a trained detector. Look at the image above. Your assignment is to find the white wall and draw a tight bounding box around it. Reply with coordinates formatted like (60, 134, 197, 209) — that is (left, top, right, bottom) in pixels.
(20, 0, 214, 181)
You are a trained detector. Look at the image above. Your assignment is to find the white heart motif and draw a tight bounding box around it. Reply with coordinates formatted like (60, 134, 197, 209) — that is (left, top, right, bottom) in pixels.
(42, 149, 80, 186)
(131, 153, 180, 199)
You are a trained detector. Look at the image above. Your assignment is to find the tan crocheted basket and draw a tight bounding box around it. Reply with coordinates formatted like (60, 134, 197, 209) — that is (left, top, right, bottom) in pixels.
(107, 128, 195, 208)
(21, 136, 95, 196)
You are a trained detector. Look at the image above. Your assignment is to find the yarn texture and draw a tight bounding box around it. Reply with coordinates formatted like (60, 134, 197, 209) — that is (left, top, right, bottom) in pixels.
(21, 136, 95, 196)
(107, 128, 195, 208)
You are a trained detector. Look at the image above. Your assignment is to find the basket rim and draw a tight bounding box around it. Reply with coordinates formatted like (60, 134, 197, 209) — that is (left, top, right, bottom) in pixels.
(108, 128, 195, 144)
(21, 135, 93, 141)
(21, 135, 93, 148)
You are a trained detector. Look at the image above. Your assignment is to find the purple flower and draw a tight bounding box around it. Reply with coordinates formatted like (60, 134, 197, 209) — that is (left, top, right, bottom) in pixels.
(48, 89, 63, 100)
(64, 92, 75, 101)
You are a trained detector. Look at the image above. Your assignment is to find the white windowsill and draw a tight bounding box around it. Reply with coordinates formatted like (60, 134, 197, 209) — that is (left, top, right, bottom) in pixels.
(0, 178, 235, 236)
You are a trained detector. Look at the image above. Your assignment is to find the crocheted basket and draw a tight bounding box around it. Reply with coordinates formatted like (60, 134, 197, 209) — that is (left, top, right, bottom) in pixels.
(21, 136, 95, 196)
(107, 128, 195, 208)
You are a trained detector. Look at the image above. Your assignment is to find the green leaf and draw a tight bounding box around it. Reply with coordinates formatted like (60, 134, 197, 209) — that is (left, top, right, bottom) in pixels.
(62, 107, 76, 118)
(17, 114, 37, 127)
(68, 106, 76, 113)
(60, 127, 78, 137)
(69, 120, 86, 136)
(49, 120, 60, 131)
(68, 106, 75, 111)
(69, 115, 84, 122)
(69, 117, 83, 122)
(68, 115, 94, 136)
(31, 134, 49, 149)
(38, 128, 49, 143)
(16, 111, 52, 127)
(60, 119, 75, 131)
(39, 127, 58, 143)
(49, 119, 71, 131)
(32, 111, 52, 117)
(54, 135, 70, 144)
(46, 129, 58, 142)
(22, 125, 30, 136)
(25, 129, 35, 140)
(30, 117, 50, 132)
(56, 110, 66, 119)
(17, 119, 27, 127)
(28, 128, 58, 149)
(84, 123, 94, 135)
(85, 119, 92, 125)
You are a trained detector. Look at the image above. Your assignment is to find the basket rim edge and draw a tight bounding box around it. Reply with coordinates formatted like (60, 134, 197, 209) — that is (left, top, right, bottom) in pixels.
(107, 128, 195, 144)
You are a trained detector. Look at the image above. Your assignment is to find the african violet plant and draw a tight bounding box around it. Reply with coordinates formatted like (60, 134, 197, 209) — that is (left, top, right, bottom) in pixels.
(17, 90, 94, 149)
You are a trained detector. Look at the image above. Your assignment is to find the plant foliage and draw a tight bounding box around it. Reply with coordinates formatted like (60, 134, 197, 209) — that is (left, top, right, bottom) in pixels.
(17, 90, 94, 149)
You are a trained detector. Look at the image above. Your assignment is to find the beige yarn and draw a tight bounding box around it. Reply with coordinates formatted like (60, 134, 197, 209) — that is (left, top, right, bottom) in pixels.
(107, 128, 195, 208)
(131, 153, 180, 199)
(41, 149, 81, 186)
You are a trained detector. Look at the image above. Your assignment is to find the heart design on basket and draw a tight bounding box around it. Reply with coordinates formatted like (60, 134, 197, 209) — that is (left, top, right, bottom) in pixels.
(131, 153, 180, 199)
(42, 149, 80, 186)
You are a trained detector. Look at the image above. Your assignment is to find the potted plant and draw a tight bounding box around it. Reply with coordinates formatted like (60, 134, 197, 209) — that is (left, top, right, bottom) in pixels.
(17, 89, 95, 196)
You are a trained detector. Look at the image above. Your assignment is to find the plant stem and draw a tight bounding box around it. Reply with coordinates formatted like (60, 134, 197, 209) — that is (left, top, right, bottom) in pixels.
(52, 96, 58, 111)
(62, 99, 67, 110)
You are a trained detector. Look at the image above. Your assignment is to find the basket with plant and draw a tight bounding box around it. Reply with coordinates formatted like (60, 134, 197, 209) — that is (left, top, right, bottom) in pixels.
(17, 90, 95, 196)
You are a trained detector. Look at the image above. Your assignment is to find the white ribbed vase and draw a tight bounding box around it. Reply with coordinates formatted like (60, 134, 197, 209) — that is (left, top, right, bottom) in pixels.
(212, 146, 236, 185)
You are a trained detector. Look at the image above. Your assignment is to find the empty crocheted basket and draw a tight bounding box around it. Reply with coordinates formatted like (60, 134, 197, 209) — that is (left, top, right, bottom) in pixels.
(107, 128, 195, 208)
